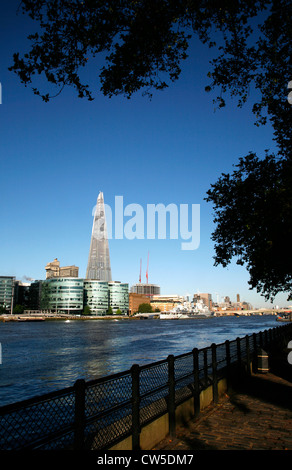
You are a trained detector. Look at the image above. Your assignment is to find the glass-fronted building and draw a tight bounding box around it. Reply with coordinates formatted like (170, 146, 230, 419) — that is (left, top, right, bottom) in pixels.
(41, 277, 84, 314)
(29, 280, 43, 310)
(0, 276, 15, 313)
(83, 280, 109, 315)
(109, 281, 129, 315)
(27, 277, 129, 316)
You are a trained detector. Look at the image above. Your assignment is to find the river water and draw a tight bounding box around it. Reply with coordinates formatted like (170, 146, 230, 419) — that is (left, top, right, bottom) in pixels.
(0, 315, 277, 406)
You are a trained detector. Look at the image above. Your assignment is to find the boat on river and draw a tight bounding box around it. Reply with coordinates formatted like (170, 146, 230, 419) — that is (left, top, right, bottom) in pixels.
(159, 313, 191, 319)
(17, 317, 45, 322)
(159, 298, 213, 319)
(276, 314, 291, 322)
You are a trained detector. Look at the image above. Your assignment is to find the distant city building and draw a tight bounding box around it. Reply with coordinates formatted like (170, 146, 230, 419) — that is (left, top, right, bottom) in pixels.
(150, 294, 184, 312)
(237, 293, 240, 303)
(14, 281, 31, 309)
(45, 258, 79, 279)
(41, 277, 84, 314)
(86, 192, 112, 281)
(0, 276, 15, 313)
(30, 278, 129, 316)
(84, 280, 109, 315)
(129, 293, 151, 316)
(193, 293, 212, 310)
(239, 301, 253, 310)
(109, 281, 129, 315)
(84, 280, 129, 315)
(29, 280, 43, 310)
(131, 283, 160, 297)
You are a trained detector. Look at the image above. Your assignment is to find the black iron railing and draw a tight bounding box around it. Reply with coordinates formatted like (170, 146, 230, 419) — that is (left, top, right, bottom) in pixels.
(0, 323, 291, 450)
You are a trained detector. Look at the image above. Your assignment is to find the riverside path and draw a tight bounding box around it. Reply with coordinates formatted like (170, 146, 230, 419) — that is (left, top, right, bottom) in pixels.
(154, 350, 292, 451)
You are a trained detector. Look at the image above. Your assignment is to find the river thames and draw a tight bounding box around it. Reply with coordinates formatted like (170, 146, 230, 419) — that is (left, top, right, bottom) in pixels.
(0, 315, 277, 406)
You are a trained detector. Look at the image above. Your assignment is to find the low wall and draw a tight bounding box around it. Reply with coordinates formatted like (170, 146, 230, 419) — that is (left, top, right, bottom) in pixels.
(109, 376, 228, 450)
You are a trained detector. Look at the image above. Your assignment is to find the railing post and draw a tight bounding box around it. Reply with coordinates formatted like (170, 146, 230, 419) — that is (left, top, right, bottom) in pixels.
(259, 330, 263, 349)
(168, 354, 176, 438)
(253, 333, 257, 353)
(203, 349, 208, 387)
(211, 343, 218, 404)
(245, 335, 251, 376)
(192, 348, 200, 418)
(264, 329, 268, 348)
(74, 379, 86, 450)
(236, 337, 242, 374)
(252, 333, 258, 372)
(131, 364, 140, 451)
(225, 340, 230, 388)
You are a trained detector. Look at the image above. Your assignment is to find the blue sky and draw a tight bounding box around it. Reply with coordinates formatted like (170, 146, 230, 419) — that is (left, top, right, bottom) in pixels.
(0, 2, 289, 308)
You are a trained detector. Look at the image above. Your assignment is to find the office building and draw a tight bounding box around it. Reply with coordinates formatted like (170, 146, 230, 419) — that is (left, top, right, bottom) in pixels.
(150, 294, 184, 312)
(29, 280, 43, 310)
(45, 258, 79, 279)
(86, 192, 112, 281)
(193, 293, 212, 310)
(131, 283, 160, 297)
(41, 277, 84, 314)
(129, 293, 151, 316)
(0, 276, 15, 313)
(14, 281, 31, 309)
(83, 280, 109, 315)
(109, 281, 129, 314)
(30, 278, 129, 316)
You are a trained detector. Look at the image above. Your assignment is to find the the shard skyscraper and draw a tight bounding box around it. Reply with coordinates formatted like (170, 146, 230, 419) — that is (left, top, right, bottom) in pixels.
(86, 192, 112, 281)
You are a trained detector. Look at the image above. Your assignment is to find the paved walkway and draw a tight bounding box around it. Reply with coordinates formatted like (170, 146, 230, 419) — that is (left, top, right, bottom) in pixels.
(154, 360, 292, 451)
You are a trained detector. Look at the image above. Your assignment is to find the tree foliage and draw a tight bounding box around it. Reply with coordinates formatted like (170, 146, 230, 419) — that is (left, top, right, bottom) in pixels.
(10, 0, 277, 104)
(83, 305, 91, 315)
(205, 154, 292, 301)
(203, 0, 292, 301)
(107, 306, 113, 315)
(13, 304, 25, 314)
(138, 303, 153, 313)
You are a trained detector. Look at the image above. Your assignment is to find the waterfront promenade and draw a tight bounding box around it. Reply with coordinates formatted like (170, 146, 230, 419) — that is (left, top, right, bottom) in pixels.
(154, 349, 292, 451)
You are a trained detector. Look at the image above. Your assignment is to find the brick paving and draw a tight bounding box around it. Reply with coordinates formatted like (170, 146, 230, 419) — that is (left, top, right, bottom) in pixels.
(154, 368, 292, 451)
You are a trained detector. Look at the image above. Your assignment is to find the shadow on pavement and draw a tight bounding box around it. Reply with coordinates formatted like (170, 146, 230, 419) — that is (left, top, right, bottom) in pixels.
(229, 348, 292, 411)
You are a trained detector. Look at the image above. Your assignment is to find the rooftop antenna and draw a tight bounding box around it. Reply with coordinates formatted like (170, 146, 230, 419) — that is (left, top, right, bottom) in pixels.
(146, 251, 149, 284)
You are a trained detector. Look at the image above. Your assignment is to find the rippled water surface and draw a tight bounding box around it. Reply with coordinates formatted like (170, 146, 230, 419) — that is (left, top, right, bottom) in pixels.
(0, 315, 277, 406)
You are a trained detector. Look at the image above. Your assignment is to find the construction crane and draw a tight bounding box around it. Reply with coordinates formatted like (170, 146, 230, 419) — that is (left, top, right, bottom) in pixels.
(139, 258, 142, 283)
(146, 251, 149, 284)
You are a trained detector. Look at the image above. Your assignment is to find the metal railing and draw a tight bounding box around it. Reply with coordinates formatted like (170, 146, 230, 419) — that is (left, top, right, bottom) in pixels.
(0, 323, 291, 450)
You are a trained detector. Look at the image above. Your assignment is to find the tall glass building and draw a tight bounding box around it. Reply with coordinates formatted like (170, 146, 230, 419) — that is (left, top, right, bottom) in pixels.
(41, 278, 84, 314)
(86, 192, 112, 281)
(83, 280, 109, 315)
(109, 282, 129, 314)
(0, 276, 15, 313)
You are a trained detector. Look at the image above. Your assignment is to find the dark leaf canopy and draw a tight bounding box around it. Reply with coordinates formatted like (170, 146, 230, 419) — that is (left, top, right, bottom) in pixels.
(10, 0, 275, 104)
(205, 154, 292, 301)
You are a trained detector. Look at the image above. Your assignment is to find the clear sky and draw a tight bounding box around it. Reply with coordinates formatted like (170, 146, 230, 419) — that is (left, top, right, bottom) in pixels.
(0, 2, 289, 308)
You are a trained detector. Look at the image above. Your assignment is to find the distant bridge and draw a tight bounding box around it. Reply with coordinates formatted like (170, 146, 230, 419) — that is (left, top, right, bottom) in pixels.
(217, 309, 288, 315)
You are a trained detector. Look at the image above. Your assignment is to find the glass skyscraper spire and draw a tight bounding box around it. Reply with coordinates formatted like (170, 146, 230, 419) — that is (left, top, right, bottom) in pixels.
(86, 192, 112, 281)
